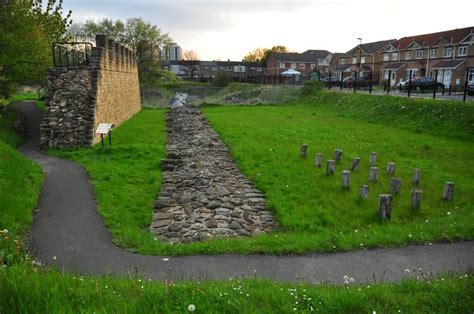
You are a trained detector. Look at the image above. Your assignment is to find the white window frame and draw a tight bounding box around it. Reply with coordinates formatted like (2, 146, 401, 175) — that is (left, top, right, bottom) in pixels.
(340, 59, 345, 65)
(360, 56, 366, 63)
(392, 53, 398, 61)
(443, 47, 452, 57)
(383, 53, 389, 61)
(291, 63, 296, 69)
(352, 57, 357, 64)
(405, 51, 411, 60)
(406, 69, 417, 80)
(310, 63, 316, 69)
(469, 69, 474, 82)
(415, 50, 423, 59)
(458, 46, 468, 56)
(299, 63, 306, 69)
(430, 48, 437, 58)
(279, 62, 285, 69)
(256, 67, 262, 72)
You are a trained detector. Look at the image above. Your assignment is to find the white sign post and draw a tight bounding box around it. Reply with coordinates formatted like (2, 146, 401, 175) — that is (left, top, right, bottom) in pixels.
(95, 123, 114, 147)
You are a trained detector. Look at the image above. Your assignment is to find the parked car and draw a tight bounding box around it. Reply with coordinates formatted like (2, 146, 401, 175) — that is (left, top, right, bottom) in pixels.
(467, 81, 474, 96)
(402, 77, 444, 90)
(322, 77, 340, 87)
(342, 76, 369, 88)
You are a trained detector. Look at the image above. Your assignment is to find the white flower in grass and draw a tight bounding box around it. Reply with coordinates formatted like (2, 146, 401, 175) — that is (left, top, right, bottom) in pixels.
(349, 277, 355, 283)
(343, 275, 349, 281)
(404, 269, 410, 274)
(52, 256, 57, 260)
(447, 211, 451, 215)
(188, 304, 196, 312)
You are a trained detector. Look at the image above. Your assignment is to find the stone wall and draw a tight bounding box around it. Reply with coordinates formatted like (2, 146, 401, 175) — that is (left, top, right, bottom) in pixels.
(40, 35, 141, 148)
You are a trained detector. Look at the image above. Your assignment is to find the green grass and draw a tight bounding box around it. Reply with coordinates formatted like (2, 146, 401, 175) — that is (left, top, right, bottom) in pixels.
(47, 92, 474, 256)
(9, 91, 38, 102)
(1, 264, 472, 313)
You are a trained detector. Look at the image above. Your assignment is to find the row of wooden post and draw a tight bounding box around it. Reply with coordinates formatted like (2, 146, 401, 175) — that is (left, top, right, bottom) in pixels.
(300, 144, 455, 220)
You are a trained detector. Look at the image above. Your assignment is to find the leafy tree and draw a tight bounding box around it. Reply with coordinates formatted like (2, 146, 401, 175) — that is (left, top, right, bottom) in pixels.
(243, 46, 289, 65)
(0, 0, 71, 97)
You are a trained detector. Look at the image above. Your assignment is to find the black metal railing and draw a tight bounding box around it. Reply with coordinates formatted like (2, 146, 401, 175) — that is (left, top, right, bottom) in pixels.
(52, 42, 93, 68)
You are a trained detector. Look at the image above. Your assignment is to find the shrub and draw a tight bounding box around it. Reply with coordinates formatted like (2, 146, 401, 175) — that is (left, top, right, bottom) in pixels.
(301, 80, 325, 96)
(212, 71, 233, 87)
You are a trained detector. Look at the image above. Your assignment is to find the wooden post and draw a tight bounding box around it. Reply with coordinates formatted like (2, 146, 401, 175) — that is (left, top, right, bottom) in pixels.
(315, 153, 323, 167)
(351, 157, 360, 172)
(369, 167, 379, 182)
(369, 151, 377, 166)
(411, 190, 422, 209)
(341, 170, 350, 189)
(390, 177, 402, 195)
(300, 144, 308, 158)
(412, 168, 421, 186)
(359, 185, 369, 198)
(333, 149, 343, 162)
(442, 182, 455, 200)
(378, 194, 393, 220)
(327, 160, 335, 175)
(387, 162, 396, 175)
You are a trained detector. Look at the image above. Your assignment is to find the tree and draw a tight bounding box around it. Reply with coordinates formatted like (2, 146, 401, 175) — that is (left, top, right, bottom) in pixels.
(243, 46, 289, 65)
(183, 50, 199, 61)
(0, 0, 72, 97)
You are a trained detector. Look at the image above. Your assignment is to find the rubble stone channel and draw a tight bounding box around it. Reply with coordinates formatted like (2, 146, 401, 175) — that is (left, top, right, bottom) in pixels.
(150, 101, 276, 243)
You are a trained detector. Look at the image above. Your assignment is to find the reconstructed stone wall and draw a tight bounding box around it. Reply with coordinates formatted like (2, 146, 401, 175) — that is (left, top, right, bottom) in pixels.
(40, 35, 141, 148)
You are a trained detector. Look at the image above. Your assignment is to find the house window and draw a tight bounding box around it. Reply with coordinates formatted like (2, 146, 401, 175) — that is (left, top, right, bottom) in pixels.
(279, 62, 285, 69)
(360, 57, 365, 63)
(392, 53, 398, 61)
(383, 53, 389, 61)
(443, 47, 452, 57)
(291, 63, 296, 69)
(430, 49, 437, 58)
(469, 69, 474, 82)
(415, 50, 423, 59)
(405, 51, 411, 60)
(299, 63, 306, 69)
(341, 59, 345, 65)
(352, 57, 357, 64)
(226, 66, 232, 71)
(406, 69, 417, 80)
(458, 46, 468, 56)
(310, 63, 316, 69)
(256, 67, 262, 72)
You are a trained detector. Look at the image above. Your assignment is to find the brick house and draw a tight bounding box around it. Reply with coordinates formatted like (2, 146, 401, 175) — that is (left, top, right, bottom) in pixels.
(333, 40, 395, 84)
(379, 27, 474, 87)
(266, 50, 333, 77)
(162, 60, 263, 79)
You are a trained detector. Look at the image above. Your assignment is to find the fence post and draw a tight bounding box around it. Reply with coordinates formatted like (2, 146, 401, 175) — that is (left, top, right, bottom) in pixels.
(369, 70, 373, 94)
(433, 70, 438, 99)
(353, 71, 357, 93)
(463, 69, 470, 102)
(328, 71, 331, 90)
(408, 70, 412, 98)
(448, 85, 452, 95)
(340, 74, 343, 90)
(387, 70, 391, 94)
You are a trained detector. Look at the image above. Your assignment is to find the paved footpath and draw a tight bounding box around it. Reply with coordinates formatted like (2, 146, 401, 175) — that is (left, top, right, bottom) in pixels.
(13, 101, 474, 284)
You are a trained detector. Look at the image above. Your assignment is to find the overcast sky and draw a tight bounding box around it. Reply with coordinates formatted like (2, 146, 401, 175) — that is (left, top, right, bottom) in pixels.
(66, 0, 474, 60)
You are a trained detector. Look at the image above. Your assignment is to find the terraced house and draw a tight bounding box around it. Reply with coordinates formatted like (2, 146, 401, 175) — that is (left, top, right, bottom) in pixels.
(379, 27, 474, 87)
(266, 50, 333, 77)
(334, 39, 395, 84)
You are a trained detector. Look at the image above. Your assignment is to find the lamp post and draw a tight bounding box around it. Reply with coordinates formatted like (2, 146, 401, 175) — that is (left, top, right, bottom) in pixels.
(357, 37, 362, 79)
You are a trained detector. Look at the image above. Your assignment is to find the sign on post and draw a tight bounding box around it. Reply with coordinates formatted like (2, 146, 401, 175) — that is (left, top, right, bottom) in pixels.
(95, 123, 113, 147)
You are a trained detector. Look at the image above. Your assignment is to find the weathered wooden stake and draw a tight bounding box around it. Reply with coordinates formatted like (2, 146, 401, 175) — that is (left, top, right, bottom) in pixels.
(300, 144, 308, 158)
(369, 167, 379, 182)
(351, 157, 360, 172)
(359, 185, 369, 198)
(411, 189, 422, 209)
(442, 182, 455, 200)
(315, 153, 323, 167)
(333, 149, 343, 162)
(327, 160, 335, 175)
(412, 168, 421, 186)
(387, 162, 396, 175)
(378, 194, 393, 220)
(341, 170, 350, 189)
(390, 177, 402, 195)
(369, 151, 377, 166)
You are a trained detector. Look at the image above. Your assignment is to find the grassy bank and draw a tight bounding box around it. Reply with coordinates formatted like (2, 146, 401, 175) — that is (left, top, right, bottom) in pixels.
(1, 264, 472, 312)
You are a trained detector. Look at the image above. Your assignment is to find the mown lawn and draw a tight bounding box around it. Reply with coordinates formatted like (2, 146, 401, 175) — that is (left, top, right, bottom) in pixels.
(50, 91, 474, 256)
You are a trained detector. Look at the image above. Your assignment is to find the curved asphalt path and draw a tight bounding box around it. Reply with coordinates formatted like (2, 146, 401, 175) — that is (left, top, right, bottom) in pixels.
(13, 101, 474, 284)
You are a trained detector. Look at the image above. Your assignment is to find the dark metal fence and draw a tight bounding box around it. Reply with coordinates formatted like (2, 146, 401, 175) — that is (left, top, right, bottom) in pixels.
(52, 42, 93, 68)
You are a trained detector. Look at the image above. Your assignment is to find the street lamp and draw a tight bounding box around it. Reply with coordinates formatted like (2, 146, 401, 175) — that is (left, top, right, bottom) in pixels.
(357, 37, 362, 78)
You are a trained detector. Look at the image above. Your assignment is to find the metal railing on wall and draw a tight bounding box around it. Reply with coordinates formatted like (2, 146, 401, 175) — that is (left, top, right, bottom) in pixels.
(52, 42, 93, 68)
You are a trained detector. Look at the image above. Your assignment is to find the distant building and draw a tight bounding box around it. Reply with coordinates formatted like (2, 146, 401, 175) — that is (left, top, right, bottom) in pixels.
(266, 50, 333, 77)
(160, 45, 182, 61)
(161, 60, 264, 79)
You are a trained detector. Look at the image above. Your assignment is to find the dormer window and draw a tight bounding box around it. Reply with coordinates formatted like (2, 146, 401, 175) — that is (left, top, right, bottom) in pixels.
(430, 48, 437, 58)
(443, 47, 452, 57)
(415, 50, 423, 59)
(383, 53, 389, 61)
(405, 51, 411, 60)
(458, 46, 468, 56)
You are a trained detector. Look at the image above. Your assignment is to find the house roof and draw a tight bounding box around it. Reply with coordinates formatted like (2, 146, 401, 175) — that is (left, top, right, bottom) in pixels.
(334, 64, 352, 72)
(394, 27, 474, 50)
(382, 62, 407, 70)
(431, 59, 466, 69)
(345, 39, 396, 55)
(269, 51, 330, 63)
